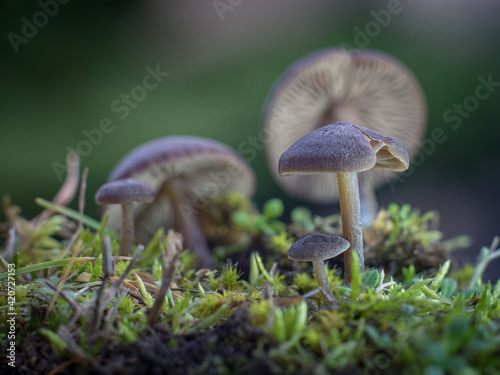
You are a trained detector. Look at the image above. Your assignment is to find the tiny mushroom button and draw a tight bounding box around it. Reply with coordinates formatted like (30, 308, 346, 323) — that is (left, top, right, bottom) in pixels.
(279, 121, 409, 285)
(101, 136, 256, 268)
(95, 178, 154, 257)
(264, 48, 426, 224)
(288, 232, 350, 310)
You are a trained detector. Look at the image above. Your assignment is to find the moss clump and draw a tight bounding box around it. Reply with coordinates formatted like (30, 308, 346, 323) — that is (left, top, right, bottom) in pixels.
(364, 203, 470, 276)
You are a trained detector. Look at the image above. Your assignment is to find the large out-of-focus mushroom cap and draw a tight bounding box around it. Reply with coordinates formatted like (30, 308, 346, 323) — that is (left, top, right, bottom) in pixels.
(279, 122, 409, 176)
(288, 232, 350, 262)
(102, 136, 256, 242)
(264, 48, 426, 203)
(95, 179, 154, 205)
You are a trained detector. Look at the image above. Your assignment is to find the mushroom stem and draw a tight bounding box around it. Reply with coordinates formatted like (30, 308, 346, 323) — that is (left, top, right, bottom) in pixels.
(120, 202, 134, 256)
(164, 179, 213, 268)
(331, 103, 360, 125)
(337, 172, 365, 285)
(359, 174, 379, 227)
(312, 260, 336, 310)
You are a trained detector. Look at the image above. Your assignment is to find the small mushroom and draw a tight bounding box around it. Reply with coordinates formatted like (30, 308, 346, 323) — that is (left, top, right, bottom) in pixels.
(288, 232, 349, 309)
(101, 136, 256, 268)
(264, 48, 426, 224)
(279, 122, 409, 284)
(95, 178, 154, 256)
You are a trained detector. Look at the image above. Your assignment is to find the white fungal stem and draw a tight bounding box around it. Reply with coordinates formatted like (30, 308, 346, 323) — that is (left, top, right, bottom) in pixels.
(358, 173, 378, 227)
(164, 179, 213, 268)
(331, 103, 360, 125)
(120, 202, 134, 256)
(312, 260, 336, 310)
(337, 172, 365, 285)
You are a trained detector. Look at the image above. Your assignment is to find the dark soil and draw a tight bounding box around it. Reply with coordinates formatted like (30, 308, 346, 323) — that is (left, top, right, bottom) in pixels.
(0, 308, 290, 375)
(2, 306, 364, 375)
(94, 307, 276, 375)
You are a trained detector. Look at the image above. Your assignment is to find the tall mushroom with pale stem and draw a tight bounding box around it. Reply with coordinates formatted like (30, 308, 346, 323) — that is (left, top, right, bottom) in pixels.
(101, 136, 256, 268)
(279, 122, 409, 284)
(264, 48, 426, 225)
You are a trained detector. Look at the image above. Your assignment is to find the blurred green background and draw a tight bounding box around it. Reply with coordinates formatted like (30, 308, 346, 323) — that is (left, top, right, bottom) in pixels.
(1, 1, 499, 277)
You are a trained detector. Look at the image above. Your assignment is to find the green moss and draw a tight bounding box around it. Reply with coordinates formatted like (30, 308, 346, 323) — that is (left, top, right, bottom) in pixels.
(208, 263, 244, 292)
(0, 199, 499, 374)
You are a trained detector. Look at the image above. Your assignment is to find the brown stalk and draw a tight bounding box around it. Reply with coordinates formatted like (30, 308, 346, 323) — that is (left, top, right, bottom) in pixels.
(147, 230, 183, 326)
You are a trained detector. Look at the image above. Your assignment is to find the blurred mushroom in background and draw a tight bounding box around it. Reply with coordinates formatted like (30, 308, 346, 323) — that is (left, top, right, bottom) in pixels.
(100, 136, 256, 268)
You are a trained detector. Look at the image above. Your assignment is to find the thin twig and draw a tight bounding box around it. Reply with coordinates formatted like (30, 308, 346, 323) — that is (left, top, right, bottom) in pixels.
(105, 288, 128, 328)
(110, 245, 145, 295)
(73, 285, 91, 298)
(85, 244, 146, 339)
(58, 325, 97, 366)
(0, 253, 9, 273)
(170, 287, 217, 294)
(45, 281, 83, 315)
(57, 167, 89, 261)
(467, 236, 500, 290)
(3, 196, 33, 263)
(34, 150, 80, 225)
(44, 241, 82, 322)
(3, 226, 16, 259)
(375, 269, 395, 292)
(265, 262, 279, 300)
(147, 231, 183, 326)
(490, 236, 500, 253)
(89, 235, 113, 336)
(46, 359, 79, 375)
(302, 288, 320, 299)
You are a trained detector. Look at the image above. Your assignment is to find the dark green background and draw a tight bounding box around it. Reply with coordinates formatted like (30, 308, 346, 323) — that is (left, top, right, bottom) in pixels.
(1, 1, 499, 278)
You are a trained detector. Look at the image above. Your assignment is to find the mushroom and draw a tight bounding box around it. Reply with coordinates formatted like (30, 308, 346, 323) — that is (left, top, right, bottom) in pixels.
(101, 136, 256, 268)
(264, 48, 426, 224)
(279, 122, 409, 284)
(95, 178, 154, 256)
(288, 232, 350, 309)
